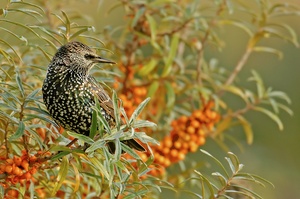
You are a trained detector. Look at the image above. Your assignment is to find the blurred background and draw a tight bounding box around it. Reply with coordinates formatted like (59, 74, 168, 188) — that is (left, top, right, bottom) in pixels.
(96, 1, 300, 198)
(1, 0, 299, 198)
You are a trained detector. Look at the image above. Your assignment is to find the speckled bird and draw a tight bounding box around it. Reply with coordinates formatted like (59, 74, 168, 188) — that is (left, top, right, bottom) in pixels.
(42, 41, 145, 152)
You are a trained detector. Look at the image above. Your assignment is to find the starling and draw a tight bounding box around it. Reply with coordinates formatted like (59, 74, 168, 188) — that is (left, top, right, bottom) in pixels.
(42, 41, 145, 152)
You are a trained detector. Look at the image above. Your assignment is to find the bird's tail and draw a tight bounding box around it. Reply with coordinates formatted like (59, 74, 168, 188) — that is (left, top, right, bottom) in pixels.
(124, 139, 146, 152)
(107, 139, 145, 153)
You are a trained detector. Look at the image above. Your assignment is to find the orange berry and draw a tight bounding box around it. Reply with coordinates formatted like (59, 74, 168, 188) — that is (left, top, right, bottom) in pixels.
(196, 136, 206, 146)
(13, 156, 22, 166)
(182, 142, 189, 149)
(170, 149, 178, 158)
(163, 158, 171, 167)
(187, 126, 195, 134)
(179, 116, 188, 124)
(36, 188, 46, 198)
(162, 147, 170, 155)
(30, 167, 37, 175)
(5, 165, 13, 174)
(197, 129, 205, 136)
(6, 158, 13, 165)
(163, 137, 172, 148)
(21, 160, 29, 171)
(191, 120, 200, 128)
(192, 110, 202, 119)
(13, 166, 22, 176)
(183, 134, 191, 141)
(174, 141, 182, 149)
(29, 155, 37, 163)
(189, 142, 198, 152)
(171, 120, 177, 127)
(0, 164, 6, 172)
(6, 189, 18, 197)
(156, 155, 165, 164)
(178, 152, 185, 160)
(23, 172, 31, 180)
(140, 153, 148, 162)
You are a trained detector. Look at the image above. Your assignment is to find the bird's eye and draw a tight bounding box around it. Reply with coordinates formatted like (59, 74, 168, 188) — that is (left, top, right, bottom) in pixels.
(84, 54, 94, 59)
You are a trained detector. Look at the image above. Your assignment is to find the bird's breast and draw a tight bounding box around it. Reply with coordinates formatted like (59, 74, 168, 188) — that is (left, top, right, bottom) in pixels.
(42, 74, 95, 134)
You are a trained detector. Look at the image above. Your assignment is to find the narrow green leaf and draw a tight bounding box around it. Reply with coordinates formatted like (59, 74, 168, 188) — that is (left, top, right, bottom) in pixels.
(25, 107, 50, 116)
(85, 139, 105, 153)
(277, 103, 293, 116)
(35, 46, 52, 61)
(77, 35, 105, 46)
(114, 138, 122, 160)
(212, 172, 227, 186)
(51, 151, 71, 161)
(120, 106, 129, 124)
(70, 26, 95, 40)
(219, 20, 253, 37)
(227, 184, 263, 199)
(0, 19, 40, 38)
(248, 70, 265, 98)
(121, 143, 140, 159)
(147, 81, 159, 97)
(8, 8, 43, 22)
(93, 98, 111, 134)
(200, 149, 230, 178)
(67, 131, 94, 144)
(115, 160, 130, 175)
(132, 120, 157, 128)
(51, 156, 69, 196)
(89, 109, 97, 139)
(227, 152, 241, 171)
(236, 115, 253, 145)
(194, 170, 215, 198)
(129, 97, 150, 124)
(24, 114, 56, 126)
(235, 173, 275, 188)
(0, 103, 19, 112)
(25, 88, 41, 101)
(225, 157, 236, 174)
(165, 82, 175, 109)
(138, 59, 158, 76)
(146, 14, 157, 41)
(131, 7, 145, 28)
(162, 34, 179, 77)
(268, 90, 291, 104)
(222, 85, 248, 103)
(61, 11, 71, 40)
(123, 190, 148, 199)
(253, 46, 283, 59)
(15, 72, 25, 98)
(11, 1, 45, 13)
(133, 132, 159, 145)
(253, 106, 284, 130)
(112, 90, 121, 129)
(9, 121, 25, 141)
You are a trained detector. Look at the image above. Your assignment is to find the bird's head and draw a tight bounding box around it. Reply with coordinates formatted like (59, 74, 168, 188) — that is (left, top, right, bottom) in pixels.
(52, 41, 115, 74)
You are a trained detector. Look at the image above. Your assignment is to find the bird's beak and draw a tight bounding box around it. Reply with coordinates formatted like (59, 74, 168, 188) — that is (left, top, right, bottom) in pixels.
(93, 56, 116, 64)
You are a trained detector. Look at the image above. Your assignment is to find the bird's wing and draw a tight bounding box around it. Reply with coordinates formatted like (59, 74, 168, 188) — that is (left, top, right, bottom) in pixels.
(88, 77, 116, 120)
(88, 77, 145, 152)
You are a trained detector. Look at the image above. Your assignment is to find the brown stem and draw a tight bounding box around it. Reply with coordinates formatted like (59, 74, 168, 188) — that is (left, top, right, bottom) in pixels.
(225, 47, 253, 87)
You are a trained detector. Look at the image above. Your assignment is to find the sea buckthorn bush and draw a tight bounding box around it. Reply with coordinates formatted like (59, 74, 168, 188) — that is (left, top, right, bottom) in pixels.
(0, 0, 298, 198)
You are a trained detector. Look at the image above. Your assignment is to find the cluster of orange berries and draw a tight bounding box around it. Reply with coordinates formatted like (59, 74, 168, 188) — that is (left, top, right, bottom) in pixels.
(126, 101, 220, 177)
(0, 149, 50, 198)
(119, 86, 147, 117)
